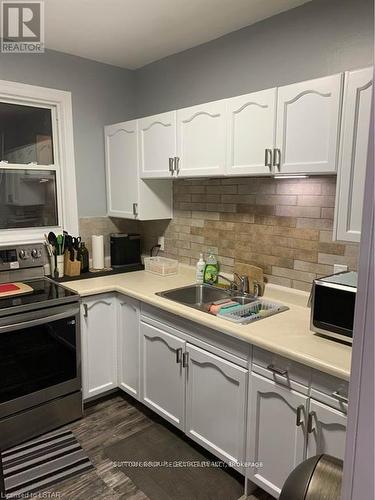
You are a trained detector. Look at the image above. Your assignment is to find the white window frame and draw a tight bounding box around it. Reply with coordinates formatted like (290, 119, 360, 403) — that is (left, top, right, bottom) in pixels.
(0, 79, 78, 244)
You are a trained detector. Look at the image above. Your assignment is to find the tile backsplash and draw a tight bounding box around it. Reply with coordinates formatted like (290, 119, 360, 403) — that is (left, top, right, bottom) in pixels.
(144, 176, 359, 292)
(80, 176, 359, 292)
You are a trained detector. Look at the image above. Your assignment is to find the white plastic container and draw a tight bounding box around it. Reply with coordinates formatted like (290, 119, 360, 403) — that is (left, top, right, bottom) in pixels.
(144, 257, 179, 276)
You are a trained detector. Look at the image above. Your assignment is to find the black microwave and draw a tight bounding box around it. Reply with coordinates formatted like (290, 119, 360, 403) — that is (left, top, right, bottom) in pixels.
(310, 271, 357, 343)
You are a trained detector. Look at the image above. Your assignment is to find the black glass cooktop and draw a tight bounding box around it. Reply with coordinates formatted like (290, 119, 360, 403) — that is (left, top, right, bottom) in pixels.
(0, 278, 79, 316)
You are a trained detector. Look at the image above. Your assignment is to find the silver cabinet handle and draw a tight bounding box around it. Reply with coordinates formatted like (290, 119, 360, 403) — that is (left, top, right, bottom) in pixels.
(0, 160, 8, 164)
(132, 203, 138, 217)
(182, 351, 189, 368)
(174, 156, 180, 175)
(273, 148, 281, 171)
(267, 363, 288, 376)
(168, 157, 174, 175)
(176, 348, 182, 364)
(83, 303, 88, 318)
(307, 411, 315, 433)
(332, 391, 349, 404)
(296, 405, 304, 427)
(265, 148, 272, 170)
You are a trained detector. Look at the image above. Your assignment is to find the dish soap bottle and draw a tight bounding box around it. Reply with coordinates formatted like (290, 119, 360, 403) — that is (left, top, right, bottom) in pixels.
(204, 250, 219, 285)
(196, 253, 206, 284)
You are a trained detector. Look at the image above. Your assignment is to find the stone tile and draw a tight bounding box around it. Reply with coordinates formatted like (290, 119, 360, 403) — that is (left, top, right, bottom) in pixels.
(264, 274, 292, 288)
(294, 260, 333, 275)
(192, 211, 220, 220)
(318, 242, 346, 255)
(272, 266, 316, 282)
(276, 182, 322, 195)
(321, 207, 335, 219)
(292, 280, 313, 292)
(256, 194, 297, 206)
(237, 204, 276, 215)
(297, 195, 335, 207)
(276, 205, 321, 218)
(296, 218, 334, 230)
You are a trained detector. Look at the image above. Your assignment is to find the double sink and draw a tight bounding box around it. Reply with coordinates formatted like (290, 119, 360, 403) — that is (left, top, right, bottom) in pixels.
(156, 283, 257, 312)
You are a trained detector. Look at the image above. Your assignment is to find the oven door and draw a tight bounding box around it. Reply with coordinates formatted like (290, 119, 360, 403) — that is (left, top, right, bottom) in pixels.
(0, 303, 81, 419)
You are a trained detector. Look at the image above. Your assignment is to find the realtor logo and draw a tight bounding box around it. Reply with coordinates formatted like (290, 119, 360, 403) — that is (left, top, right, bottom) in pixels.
(1, 0, 44, 53)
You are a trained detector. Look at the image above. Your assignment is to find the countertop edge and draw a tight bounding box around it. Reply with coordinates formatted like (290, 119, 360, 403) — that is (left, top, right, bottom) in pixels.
(64, 279, 350, 381)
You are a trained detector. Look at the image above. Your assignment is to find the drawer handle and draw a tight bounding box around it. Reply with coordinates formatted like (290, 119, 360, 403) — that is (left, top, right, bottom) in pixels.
(83, 303, 88, 318)
(307, 411, 315, 433)
(267, 364, 288, 376)
(296, 405, 304, 427)
(176, 348, 182, 364)
(332, 391, 349, 404)
(182, 352, 189, 368)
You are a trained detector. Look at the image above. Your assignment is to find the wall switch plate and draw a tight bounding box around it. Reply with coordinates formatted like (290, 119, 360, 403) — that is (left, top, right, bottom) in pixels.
(158, 236, 165, 251)
(334, 264, 348, 274)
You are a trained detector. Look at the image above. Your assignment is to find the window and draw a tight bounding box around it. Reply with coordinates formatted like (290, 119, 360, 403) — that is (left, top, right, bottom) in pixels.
(0, 79, 78, 244)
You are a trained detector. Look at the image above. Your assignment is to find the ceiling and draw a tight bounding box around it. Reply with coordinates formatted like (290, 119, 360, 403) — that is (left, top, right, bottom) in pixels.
(44, 0, 312, 69)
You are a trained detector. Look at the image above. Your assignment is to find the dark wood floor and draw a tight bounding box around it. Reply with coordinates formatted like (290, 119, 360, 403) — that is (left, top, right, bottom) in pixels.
(38, 393, 272, 500)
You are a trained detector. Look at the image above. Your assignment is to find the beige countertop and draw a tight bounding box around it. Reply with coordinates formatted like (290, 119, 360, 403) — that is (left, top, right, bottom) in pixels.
(63, 266, 351, 381)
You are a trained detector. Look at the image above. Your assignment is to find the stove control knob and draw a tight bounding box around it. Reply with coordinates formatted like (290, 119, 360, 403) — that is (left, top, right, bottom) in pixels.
(19, 249, 27, 260)
(31, 248, 41, 259)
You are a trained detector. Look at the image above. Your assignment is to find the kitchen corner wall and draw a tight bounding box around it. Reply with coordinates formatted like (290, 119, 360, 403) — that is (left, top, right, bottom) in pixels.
(140, 176, 359, 292)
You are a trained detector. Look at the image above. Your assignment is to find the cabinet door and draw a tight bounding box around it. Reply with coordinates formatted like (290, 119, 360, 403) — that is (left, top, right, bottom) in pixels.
(276, 74, 343, 174)
(176, 100, 227, 177)
(226, 88, 276, 176)
(306, 399, 347, 460)
(334, 67, 373, 242)
(141, 321, 185, 429)
(185, 344, 248, 470)
(247, 373, 307, 498)
(139, 111, 176, 178)
(81, 295, 117, 400)
(117, 296, 140, 399)
(104, 121, 138, 218)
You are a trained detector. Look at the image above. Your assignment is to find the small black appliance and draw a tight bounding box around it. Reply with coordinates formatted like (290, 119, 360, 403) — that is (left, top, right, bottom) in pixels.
(110, 233, 141, 268)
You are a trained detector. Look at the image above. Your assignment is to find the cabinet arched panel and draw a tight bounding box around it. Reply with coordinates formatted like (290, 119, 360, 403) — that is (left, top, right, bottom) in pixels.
(276, 74, 343, 174)
(105, 122, 138, 218)
(139, 111, 176, 178)
(227, 88, 276, 175)
(118, 297, 140, 398)
(185, 343, 248, 471)
(247, 373, 307, 497)
(141, 321, 185, 429)
(81, 295, 117, 400)
(177, 101, 227, 177)
(335, 67, 373, 242)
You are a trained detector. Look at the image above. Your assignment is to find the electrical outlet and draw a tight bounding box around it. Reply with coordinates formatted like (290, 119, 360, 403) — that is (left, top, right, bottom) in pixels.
(158, 236, 165, 251)
(334, 264, 348, 274)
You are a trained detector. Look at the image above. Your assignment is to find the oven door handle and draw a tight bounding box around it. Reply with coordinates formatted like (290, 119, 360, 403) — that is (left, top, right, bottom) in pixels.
(0, 304, 80, 334)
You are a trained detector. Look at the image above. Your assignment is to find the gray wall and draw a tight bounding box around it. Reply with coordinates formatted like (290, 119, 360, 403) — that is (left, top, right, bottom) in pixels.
(0, 50, 135, 216)
(134, 0, 374, 117)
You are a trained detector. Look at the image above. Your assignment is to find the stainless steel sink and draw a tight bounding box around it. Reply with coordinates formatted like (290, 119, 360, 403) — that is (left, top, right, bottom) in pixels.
(156, 284, 256, 312)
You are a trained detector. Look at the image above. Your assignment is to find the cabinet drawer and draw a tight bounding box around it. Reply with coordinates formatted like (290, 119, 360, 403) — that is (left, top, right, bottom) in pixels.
(252, 347, 310, 394)
(311, 370, 349, 413)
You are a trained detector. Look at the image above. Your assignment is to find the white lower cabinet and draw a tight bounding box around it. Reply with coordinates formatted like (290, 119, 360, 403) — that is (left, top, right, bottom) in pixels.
(185, 343, 248, 468)
(117, 295, 141, 399)
(81, 294, 117, 400)
(141, 321, 186, 429)
(247, 372, 307, 497)
(306, 399, 347, 460)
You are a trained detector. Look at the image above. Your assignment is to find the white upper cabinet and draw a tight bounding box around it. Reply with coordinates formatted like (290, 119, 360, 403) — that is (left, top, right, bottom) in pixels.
(275, 74, 343, 174)
(334, 67, 373, 243)
(104, 120, 172, 220)
(139, 111, 177, 178)
(226, 88, 276, 176)
(176, 100, 227, 177)
(105, 120, 138, 219)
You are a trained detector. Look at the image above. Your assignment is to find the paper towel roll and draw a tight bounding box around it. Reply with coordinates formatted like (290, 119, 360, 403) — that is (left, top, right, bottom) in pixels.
(92, 235, 104, 269)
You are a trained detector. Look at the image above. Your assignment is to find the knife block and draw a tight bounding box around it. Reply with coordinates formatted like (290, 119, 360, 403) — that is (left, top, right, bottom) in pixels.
(64, 251, 81, 277)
